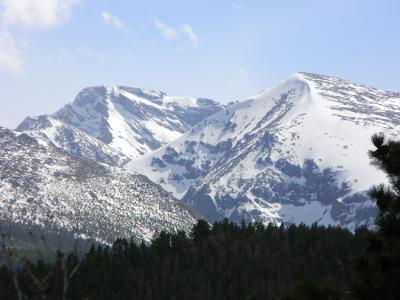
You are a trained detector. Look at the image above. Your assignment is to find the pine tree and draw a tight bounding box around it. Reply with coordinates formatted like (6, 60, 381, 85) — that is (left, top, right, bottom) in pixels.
(190, 219, 210, 243)
(352, 134, 400, 299)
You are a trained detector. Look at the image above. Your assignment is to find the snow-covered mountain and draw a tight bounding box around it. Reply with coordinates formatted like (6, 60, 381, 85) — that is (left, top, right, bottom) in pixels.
(17, 86, 223, 165)
(0, 126, 197, 243)
(127, 73, 400, 230)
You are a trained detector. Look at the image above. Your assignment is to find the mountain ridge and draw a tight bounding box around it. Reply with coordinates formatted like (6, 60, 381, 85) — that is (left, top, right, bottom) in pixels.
(126, 72, 400, 229)
(17, 85, 223, 165)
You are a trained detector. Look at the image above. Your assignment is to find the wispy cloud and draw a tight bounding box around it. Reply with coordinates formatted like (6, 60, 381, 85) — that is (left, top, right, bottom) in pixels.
(180, 24, 198, 48)
(0, 0, 80, 29)
(101, 11, 125, 30)
(0, 29, 24, 75)
(154, 20, 179, 41)
(232, 2, 243, 9)
(0, 0, 80, 75)
(154, 20, 198, 48)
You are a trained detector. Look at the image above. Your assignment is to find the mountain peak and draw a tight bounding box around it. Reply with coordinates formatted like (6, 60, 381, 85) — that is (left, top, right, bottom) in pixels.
(127, 73, 400, 229)
(17, 85, 223, 164)
(71, 86, 108, 107)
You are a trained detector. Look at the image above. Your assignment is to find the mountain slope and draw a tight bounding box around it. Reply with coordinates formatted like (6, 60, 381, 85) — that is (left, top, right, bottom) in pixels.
(126, 73, 400, 229)
(17, 86, 223, 165)
(0, 127, 197, 243)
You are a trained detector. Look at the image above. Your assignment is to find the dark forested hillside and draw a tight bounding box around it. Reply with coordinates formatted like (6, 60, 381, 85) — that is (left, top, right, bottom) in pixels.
(0, 221, 370, 300)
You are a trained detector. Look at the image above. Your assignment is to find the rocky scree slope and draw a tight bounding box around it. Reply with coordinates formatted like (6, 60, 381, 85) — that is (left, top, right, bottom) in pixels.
(0, 127, 197, 243)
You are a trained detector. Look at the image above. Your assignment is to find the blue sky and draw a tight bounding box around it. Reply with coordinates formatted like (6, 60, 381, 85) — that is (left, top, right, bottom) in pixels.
(0, 0, 399, 128)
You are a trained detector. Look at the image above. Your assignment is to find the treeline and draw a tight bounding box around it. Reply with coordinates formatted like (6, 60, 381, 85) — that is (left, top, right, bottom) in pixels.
(0, 220, 370, 300)
(1, 134, 399, 300)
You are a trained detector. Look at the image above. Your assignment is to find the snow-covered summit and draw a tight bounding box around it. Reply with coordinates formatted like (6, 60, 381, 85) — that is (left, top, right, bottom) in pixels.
(127, 72, 400, 230)
(17, 85, 223, 165)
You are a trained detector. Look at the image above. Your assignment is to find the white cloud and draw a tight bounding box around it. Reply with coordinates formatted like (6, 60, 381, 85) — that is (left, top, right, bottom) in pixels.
(0, 0, 80, 75)
(101, 11, 124, 30)
(0, 0, 80, 29)
(154, 20, 179, 41)
(180, 24, 198, 48)
(154, 20, 198, 48)
(0, 29, 24, 75)
(232, 2, 243, 9)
